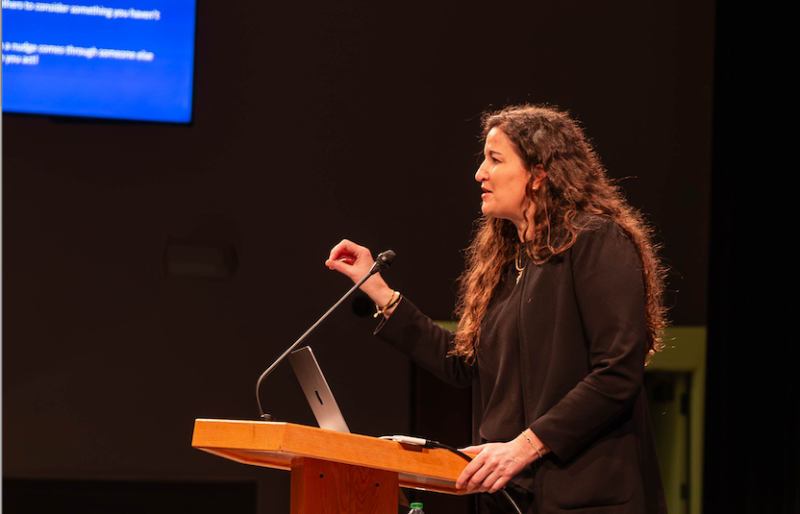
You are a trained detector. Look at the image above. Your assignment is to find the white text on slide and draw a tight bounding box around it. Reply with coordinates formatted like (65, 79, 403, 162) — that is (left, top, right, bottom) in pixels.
(1, 1, 161, 20)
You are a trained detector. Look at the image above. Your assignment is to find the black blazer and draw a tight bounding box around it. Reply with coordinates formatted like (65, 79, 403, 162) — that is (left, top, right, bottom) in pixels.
(376, 217, 667, 513)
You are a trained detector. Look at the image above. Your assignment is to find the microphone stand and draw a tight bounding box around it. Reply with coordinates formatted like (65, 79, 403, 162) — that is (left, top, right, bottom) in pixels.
(255, 250, 395, 421)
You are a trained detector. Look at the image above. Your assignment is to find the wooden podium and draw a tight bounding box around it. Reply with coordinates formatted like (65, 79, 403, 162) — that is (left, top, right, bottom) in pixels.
(192, 419, 469, 513)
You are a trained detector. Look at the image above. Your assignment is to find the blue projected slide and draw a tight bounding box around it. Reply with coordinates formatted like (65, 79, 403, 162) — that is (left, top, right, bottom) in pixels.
(2, 0, 196, 123)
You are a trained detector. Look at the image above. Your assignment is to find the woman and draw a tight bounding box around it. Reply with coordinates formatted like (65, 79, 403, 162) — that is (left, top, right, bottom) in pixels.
(326, 104, 668, 513)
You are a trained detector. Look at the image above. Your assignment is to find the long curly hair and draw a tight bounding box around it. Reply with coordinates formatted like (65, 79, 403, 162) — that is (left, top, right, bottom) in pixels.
(452, 104, 668, 364)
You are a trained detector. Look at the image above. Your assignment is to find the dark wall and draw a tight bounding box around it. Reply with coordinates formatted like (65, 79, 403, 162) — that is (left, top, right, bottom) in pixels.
(703, 3, 798, 513)
(3, 1, 715, 512)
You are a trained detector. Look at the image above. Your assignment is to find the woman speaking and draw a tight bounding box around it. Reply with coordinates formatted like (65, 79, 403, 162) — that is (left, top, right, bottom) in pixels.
(326, 104, 668, 513)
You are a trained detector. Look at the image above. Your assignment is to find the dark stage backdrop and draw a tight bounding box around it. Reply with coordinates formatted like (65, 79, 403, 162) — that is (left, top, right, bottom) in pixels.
(3, 1, 714, 513)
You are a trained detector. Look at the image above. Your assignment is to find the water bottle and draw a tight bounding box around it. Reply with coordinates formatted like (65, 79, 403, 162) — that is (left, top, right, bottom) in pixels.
(408, 502, 425, 513)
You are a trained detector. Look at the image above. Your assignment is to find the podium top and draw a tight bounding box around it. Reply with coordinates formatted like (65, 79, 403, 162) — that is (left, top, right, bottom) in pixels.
(191, 419, 471, 495)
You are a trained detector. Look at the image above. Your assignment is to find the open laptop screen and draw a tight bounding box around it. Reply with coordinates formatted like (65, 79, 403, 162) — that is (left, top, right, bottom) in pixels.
(287, 347, 350, 433)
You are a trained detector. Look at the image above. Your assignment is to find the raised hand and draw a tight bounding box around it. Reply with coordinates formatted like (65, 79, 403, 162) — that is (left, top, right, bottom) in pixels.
(325, 239, 396, 315)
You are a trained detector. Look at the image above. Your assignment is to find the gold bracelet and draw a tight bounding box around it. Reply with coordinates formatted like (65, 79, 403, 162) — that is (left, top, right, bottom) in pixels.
(522, 431, 544, 459)
(374, 291, 402, 318)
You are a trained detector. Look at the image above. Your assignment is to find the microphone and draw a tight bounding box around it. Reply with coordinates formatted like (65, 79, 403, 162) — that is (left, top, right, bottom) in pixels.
(370, 250, 395, 274)
(255, 250, 396, 421)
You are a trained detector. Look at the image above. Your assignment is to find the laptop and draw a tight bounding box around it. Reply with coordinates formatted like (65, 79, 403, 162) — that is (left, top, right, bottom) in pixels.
(287, 346, 350, 433)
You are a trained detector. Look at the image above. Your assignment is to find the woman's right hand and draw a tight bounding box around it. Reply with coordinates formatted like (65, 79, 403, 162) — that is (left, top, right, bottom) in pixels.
(325, 239, 396, 313)
(325, 239, 376, 283)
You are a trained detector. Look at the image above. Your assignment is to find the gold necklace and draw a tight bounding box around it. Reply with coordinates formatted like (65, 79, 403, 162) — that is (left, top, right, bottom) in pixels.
(515, 250, 525, 284)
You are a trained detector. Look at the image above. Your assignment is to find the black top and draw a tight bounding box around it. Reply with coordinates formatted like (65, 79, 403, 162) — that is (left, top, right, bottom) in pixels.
(477, 260, 525, 442)
(376, 216, 666, 513)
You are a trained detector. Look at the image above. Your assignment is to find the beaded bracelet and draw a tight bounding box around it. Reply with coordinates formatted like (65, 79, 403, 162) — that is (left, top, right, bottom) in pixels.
(522, 431, 544, 459)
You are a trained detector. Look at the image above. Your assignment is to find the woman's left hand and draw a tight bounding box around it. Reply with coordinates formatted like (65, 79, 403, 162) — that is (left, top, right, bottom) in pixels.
(456, 437, 537, 494)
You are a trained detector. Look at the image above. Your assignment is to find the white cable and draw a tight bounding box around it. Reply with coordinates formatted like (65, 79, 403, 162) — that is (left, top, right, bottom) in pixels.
(379, 435, 428, 446)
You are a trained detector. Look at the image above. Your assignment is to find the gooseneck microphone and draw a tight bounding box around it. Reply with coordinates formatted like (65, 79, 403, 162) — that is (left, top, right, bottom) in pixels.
(255, 250, 396, 421)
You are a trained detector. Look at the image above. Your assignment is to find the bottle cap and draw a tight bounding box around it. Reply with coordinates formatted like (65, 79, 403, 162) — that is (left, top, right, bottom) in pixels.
(410, 503, 423, 508)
